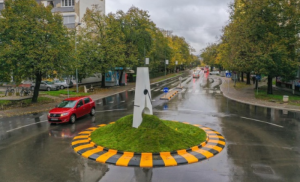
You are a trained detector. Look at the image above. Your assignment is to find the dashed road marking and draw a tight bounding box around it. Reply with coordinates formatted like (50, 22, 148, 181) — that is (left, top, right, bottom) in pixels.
(241, 117, 284, 128)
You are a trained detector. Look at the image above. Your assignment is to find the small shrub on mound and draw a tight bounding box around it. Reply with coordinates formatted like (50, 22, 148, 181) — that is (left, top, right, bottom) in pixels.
(91, 114, 206, 153)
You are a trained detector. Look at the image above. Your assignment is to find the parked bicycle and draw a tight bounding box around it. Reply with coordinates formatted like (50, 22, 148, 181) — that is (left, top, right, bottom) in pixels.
(20, 87, 31, 97)
(5, 86, 15, 96)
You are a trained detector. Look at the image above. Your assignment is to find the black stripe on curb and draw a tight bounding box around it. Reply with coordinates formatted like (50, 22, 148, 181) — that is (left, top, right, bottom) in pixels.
(72, 121, 225, 167)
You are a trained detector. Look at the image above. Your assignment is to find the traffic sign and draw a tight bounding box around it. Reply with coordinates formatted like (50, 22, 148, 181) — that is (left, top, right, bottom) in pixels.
(163, 87, 169, 93)
(226, 72, 231, 78)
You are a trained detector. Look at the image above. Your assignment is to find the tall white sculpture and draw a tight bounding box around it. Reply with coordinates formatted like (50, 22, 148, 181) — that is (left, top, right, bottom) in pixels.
(133, 67, 153, 128)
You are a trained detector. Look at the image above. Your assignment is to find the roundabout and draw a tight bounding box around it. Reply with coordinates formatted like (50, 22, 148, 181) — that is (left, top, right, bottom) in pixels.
(71, 120, 225, 167)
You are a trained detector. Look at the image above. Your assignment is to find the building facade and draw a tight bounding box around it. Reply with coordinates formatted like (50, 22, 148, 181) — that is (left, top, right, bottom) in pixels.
(0, 0, 105, 28)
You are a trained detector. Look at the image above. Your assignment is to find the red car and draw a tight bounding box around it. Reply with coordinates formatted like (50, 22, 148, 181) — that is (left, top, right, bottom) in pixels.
(48, 96, 96, 124)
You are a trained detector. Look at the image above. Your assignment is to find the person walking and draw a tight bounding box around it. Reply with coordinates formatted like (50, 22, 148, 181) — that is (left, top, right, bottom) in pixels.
(252, 76, 256, 84)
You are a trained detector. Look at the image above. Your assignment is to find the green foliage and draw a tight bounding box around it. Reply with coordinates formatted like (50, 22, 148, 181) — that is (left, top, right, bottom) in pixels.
(40, 90, 89, 97)
(77, 6, 196, 83)
(0, 0, 73, 102)
(90, 114, 207, 153)
(203, 0, 300, 94)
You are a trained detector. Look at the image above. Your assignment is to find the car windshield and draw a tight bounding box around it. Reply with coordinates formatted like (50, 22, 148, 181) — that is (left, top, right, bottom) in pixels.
(57, 100, 77, 108)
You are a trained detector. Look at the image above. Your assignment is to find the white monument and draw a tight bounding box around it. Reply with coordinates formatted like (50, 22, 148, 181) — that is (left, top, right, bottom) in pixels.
(132, 67, 153, 128)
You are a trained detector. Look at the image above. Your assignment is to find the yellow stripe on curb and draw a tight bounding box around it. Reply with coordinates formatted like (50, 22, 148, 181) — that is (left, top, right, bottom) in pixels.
(177, 150, 198, 163)
(192, 148, 214, 159)
(208, 140, 226, 146)
(74, 135, 89, 140)
(116, 152, 134, 167)
(87, 127, 98, 131)
(140, 153, 153, 168)
(74, 144, 94, 152)
(208, 135, 225, 140)
(96, 149, 118, 163)
(109, 122, 115, 124)
(204, 145, 223, 152)
(82, 147, 104, 158)
(72, 139, 90, 146)
(79, 131, 92, 135)
(206, 131, 220, 134)
(98, 124, 107, 127)
(160, 152, 177, 166)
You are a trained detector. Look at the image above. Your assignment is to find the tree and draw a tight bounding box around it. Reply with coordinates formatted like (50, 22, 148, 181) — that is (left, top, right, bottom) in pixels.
(0, 0, 73, 102)
(78, 6, 126, 87)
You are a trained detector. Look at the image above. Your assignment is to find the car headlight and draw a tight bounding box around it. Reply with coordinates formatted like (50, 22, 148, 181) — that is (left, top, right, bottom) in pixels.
(48, 113, 50, 117)
(61, 113, 69, 117)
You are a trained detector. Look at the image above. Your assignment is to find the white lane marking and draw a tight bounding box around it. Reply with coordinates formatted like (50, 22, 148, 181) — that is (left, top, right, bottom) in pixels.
(6, 120, 48, 133)
(181, 89, 186, 92)
(151, 88, 156, 91)
(195, 90, 199, 93)
(241, 117, 284, 128)
(152, 100, 156, 102)
(216, 91, 221, 94)
(121, 101, 125, 103)
(209, 90, 214, 94)
(96, 109, 127, 113)
(154, 89, 161, 92)
(188, 90, 192, 93)
(169, 88, 174, 91)
(109, 101, 114, 104)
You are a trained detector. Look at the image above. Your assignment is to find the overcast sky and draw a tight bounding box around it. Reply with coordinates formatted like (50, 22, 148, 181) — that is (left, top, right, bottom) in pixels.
(106, 0, 234, 55)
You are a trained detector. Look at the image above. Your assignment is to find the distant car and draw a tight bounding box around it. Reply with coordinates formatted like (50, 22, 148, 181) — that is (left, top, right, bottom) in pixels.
(210, 71, 220, 75)
(52, 80, 73, 89)
(31, 81, 59, 91)
(47, 96, 96, 124)
(193, 71, 200, 78)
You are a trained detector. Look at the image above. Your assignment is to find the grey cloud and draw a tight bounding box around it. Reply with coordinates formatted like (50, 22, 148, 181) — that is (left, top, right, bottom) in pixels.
(106, 0, 234, 54)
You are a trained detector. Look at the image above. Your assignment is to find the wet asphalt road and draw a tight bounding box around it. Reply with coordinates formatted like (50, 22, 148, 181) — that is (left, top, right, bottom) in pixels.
(0, 72, 300, 182)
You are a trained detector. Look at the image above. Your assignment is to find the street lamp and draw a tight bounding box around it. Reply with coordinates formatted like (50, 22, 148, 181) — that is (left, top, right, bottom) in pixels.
(75, 22, 81, 93)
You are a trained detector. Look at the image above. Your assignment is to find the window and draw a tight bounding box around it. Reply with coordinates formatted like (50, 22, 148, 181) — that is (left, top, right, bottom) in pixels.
(84, 97, 90, 104)
(77, 100, 83, 107)
(63, 16, 75, 24)
(0, 3, 4, 11)
(62, 0, 74, 7)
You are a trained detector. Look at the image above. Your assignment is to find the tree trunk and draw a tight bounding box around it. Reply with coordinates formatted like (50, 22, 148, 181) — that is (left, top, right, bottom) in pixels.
(101, 72, 105, 88)
(246, 72, 251, 85)
(255, 78, 258, 89)
(267, 75, 273, 94)
(241, 72, 244, 82)
(119, 70, 123, 85)
(32, 73, 42, 103)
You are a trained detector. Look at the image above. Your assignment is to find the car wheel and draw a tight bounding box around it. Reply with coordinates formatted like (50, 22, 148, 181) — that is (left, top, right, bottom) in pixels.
(70, 114, 76, 124)
(47, 87, 51, 91)
(60, 85, 64, 89)
(90, 107, 95, 116)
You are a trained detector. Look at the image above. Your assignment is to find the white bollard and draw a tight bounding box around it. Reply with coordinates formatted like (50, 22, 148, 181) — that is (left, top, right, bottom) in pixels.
(283, 95, 289, 102)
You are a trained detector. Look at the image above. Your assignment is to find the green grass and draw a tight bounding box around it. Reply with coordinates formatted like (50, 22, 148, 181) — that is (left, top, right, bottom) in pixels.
(91, 114, 207, 153)
(40, 90, 89, 97)
(255, 86, 300, 106)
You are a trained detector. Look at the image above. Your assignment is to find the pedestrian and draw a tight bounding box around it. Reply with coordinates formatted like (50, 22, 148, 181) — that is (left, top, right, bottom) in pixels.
(252, 76, 256, 84)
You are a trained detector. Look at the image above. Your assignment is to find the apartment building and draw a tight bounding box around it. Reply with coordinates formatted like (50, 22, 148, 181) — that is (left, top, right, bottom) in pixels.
(0, 0, 105, 28)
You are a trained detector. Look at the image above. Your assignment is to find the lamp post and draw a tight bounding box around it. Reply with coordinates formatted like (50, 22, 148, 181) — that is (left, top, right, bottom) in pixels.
(75, 22, 81, 93)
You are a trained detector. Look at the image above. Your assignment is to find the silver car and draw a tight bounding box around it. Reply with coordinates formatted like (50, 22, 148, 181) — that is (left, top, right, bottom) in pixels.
(31, 81, 59, 91)
(53, 80, 73, 89)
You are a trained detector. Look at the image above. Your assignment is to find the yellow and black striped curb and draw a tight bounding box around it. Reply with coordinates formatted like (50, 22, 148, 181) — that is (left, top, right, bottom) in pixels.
(72, 122, 225, 167)
(160, 90, 179, 100)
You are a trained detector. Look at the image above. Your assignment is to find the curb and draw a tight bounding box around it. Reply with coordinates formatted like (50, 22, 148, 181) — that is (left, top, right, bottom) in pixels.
(219, 78, 300, 112)
(72, 122, 226, 167)
(160, 91, 179, 100)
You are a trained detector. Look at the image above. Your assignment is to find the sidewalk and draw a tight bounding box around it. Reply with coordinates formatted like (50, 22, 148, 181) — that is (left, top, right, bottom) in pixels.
(0, 72, 184, 118)
(220, 77, 300, 112)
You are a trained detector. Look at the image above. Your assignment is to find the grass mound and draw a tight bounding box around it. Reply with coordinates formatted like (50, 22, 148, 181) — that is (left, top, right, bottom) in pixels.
(90, 114, 206, 153)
